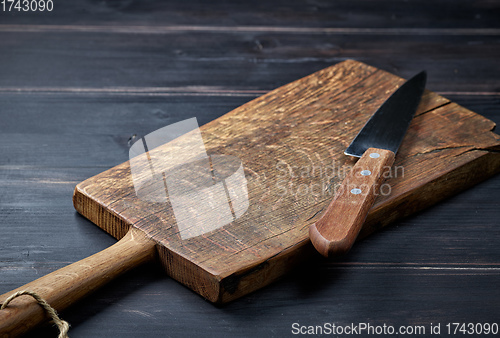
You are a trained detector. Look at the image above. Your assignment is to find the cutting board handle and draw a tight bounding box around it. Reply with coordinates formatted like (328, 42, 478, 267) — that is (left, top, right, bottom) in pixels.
(309, 148, 395, 257)
(0, 227, 156, 336)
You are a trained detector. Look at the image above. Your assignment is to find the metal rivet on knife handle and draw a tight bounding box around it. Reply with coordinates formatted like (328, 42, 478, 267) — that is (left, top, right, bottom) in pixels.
(350, 188, 362, 195)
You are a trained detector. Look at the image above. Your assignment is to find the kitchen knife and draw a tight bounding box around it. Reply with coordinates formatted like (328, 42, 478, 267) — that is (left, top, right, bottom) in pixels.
(309, 71, 427, 257)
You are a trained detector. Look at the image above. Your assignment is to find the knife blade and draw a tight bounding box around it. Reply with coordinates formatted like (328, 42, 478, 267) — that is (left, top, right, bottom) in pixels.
(309, 71, 427, 257)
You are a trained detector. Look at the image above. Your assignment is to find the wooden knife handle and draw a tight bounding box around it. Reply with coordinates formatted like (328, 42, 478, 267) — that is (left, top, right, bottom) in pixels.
(0, 227, 156, 337)
(309, 148, 395, 257)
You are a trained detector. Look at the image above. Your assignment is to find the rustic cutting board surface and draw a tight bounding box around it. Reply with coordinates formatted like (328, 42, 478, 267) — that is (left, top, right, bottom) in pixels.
(73, 60, 500, 304)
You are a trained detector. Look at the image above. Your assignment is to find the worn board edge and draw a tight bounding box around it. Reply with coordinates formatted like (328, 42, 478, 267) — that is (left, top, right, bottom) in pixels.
(73, 60, 500, 303)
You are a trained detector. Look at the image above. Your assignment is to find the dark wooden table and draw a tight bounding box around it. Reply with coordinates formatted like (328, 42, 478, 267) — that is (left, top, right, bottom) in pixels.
(1, 1, 499, 337)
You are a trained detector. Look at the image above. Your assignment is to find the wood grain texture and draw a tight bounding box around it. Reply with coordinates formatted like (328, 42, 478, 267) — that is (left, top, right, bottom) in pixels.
(73, 60, 500, 303)
(0, 0, 499, 30)
(0, 227, 156, 337)
(0, 31, 499, 94)
(310, 148, 395, 257)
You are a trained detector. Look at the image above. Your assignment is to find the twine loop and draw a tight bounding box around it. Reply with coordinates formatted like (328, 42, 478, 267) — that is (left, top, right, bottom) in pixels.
(1, 290, 69, 337)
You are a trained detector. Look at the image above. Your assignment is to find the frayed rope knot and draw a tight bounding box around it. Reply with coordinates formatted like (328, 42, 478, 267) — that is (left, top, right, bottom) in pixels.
(1, 290, 69, 338)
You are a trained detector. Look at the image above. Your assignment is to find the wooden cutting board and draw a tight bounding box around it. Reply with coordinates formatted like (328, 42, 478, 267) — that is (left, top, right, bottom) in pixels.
(73, 59, 500, 304)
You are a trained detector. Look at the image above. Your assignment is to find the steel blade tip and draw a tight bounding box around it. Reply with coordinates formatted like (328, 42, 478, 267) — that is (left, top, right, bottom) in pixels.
(344, 70, 427, 158)
(413, 70, 427, 90)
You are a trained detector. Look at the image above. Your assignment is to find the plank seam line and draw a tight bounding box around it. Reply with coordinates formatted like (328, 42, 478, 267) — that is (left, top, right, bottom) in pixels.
(0, 87, 268, 97)
(0, 24, 499, 36)
(0, 88, 497, 97)
(329, 266, 500, 271)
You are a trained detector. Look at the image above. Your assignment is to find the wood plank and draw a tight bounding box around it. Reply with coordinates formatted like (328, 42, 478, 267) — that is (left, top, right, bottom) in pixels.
(0, 168, 118, 275)
(0, 94, 248, 168)
(73, 60, 500, 303)
(0, 0, 499, 29)
(0, 32, 499, 93)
